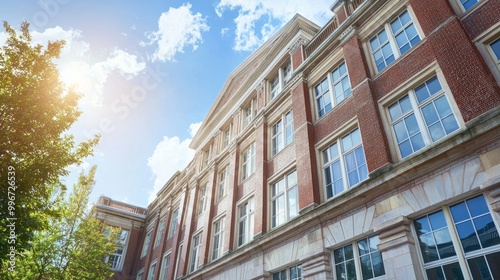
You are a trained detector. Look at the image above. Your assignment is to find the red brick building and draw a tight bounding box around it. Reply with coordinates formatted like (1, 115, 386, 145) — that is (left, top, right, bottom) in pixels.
(94, 0, 500, 279)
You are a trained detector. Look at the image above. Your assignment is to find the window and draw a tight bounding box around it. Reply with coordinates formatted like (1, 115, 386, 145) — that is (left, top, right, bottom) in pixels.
(315, 62, 352, 118)
(168, 208, 179, 238)
(387, 75, 459, 159)
(459, 0, 478, 11)
(271, 170, 299, 228)
(271, 61, 292, 100)
(203, 148, 211, 168)
(218, 166, 229, 201)
(322, 128, 368, 199)
(197, 186, 207, 215)
(273, 264, 303, 280)
(159, 253, 171, 280)
(106, 229, 129, 270)
(414, 195, 500, 279)
(333, 235, 385, 280)
(154, 219, 165, 248)
(489, 37, 500, 68)
(173, 243, 183, 280)
(223, 125, 232, 148)
(137, 270, 144, 280)
(141, 230, 152, 257)
(238, 198, 255, 246)
(243, 100, 255, 128)
(242, 143, 256, 180)
(190, 233, 202, 272)
(212, 218, 225, 260)
(147, 262, 157, 280)
(272, 110, 294, 155)
(370, 10, 421, 72)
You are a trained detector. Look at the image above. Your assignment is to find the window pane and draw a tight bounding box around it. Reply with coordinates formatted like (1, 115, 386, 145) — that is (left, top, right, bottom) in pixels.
(468, 255, 493, 280)
(434, 228, 455, 259)
(422, 103, 440, 126)
(491, 38, 500, 58)
(467, 195, 490, 217)
(358, 239, 369, 256)
(426, 267, 445, 280)
(455, 221, 481, 253)
(461, 0, 478, 10)
(360, 255, 373, 280)
(394, 121, 409, 142)
(473, 215, 500, 248)
(372, 252, 385, 277)
(450, 202, 469, 223)
(486, 252, 500, 279)
(443, 262, 465, 280)
(429, 211, 447, 230)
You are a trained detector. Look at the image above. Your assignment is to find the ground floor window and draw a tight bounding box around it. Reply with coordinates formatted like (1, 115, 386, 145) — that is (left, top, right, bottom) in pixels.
(414, 195, 500, 279)
(273, 264, 303, 280)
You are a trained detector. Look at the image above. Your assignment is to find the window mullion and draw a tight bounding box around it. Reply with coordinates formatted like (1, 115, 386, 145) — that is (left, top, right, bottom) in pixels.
(387, 24, 401, 59)
(352, 241, 363, 280)
(408, 92, 432, 146)
(338, 141, 349, 193)
(328, 73, 336, 107)
(442, 206, 473, 280)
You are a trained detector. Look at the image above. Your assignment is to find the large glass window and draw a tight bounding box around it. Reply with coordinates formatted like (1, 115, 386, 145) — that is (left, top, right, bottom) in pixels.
(168, 208, 179, 238)
(314, 61, 351, 118)
(333, 235, 385, 280)
(387, 75, 459, 159)
(489, 37, 500, 67)
(271, 170, 299, 228)
(414, 195, 500, 279)
(141, 230, 152, 257)
(218, 166, 229, 201)
(273, 264, 303, 280)
(147, 262, 157, 280)
(106, 229, 129, 270)
(197, 186, 207, 215)
(190, 233, 202, 272)
(154, 219, 165, 248)
(212, 218, 225, 260)
(159, 252, 171, 280)
(272, 110, 294, 155)
(369, 10, 421, 72)
(242, 143, 256, 180)
(271, 61, 292, 100)
(322, 128, 368, 199)
(238, 198, 255, 246)
(459, 0, 478, 11)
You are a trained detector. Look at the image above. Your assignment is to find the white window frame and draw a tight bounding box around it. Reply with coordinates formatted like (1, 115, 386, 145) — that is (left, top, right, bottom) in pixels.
(271, 170, 299, 229)
(270, 60, 292, 100)
(413, 195, 500, 279)
(385, 74, 460, 160)
(136, 269, 144, 280)
(197, 185, 207, 215)
(272, 110, 294, 156)
(321, 127, 368, 199)
(217, 166, 229, 201)
(487, 36, 500, 70)
(242, 143, 256, 180)
(154, 219, 165, 248)
(314, 61, 352, 118)
(223, 124, 232, 148)
(106, 229, 129, 271)
(173, 243, 183, 280)
(141, 230, 153, 258)
(190, 233, 203, 272)
(238, 197, 255, 247)
(368, 9, 422, 73)
(242, 99, 256, 128)
(212, 217, 225, 261)
(168, 208, 179, 238)
(272, 263, 303, 280)
(147, 261, 157, 280)
(159, 251, 171, 280)
(332, 235, 385, 280)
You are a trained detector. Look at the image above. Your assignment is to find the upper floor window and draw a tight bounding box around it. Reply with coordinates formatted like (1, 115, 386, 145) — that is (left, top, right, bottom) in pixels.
(489, 37, 500, 68)
(147, 262, 157, 280)
(322, 128, 368, 199)
(197, 186, 207, 215)
(273, 264, 303, 280)
(238, 197, 255, 246)
(333, 235, 385, 280)
(190, 233, 202, 272)
(243, 100, 255, 128)
(387, 75, 459, 159)
(270, 61, 292, 100)
(459, 0, 478, 10)
(212, 217, 225, 261)
(106, 229, 129, 271)
(271, 170, 299, 228)
(370, 10, 421, 72)
(154, 219, 165, 248)
(223, 124, 232, 149)
(168, 208, 179, 238)
(202, 147, 211, 168)
(272, 110, 294, 155)
(159, 252, 171, 280)
(414, 195, 500, 279)
(141, 230, 152, 257)
(137, 270, 144, 280)
(315, 62, 351, 118)
(218, 166, 229, 201)
(242, 143, 256, 180)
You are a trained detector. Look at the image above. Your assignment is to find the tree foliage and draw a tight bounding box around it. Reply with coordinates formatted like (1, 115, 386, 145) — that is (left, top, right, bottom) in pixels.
(0, 21, 99, 262)
(6, 166, 119, 280)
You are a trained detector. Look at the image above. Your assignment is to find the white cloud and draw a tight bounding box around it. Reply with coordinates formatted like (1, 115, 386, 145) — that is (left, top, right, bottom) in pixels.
(220, 27, 229, 36)
(144, 3, 209, 62)
(215, 0, 333, 51)
(29, 26, 146, 105)
(147, 122, 202, 203)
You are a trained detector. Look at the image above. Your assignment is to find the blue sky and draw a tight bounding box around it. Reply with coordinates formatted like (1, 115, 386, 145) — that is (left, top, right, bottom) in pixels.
(2, 0, 333, 207)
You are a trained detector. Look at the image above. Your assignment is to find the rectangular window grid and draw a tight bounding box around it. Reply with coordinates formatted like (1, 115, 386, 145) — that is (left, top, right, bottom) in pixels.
(190, 233, 202, 272)
(323, 128, 368, 199)
(147, 262, 156, 280)
(159, 253, 171, 280)
(271, 170, 299, 228)
(218, 167, 229, 201)
(272, 110, 294, 155)
(242, 143, 256, 180)
(154, 219, 165, 248)
(107, 229, 129, 270)
(168, 208, 179, 238)
(212, 218, 225, 260)
(238, 198, 255, 246)
(315, 61, 351, 118)
(272, 264, 303, 280)
(142, 230, 152, 257)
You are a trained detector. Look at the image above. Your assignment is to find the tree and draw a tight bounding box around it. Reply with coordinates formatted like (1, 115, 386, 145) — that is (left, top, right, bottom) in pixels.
(7, 166, 119, 280)
(0, 21, 99, 263)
